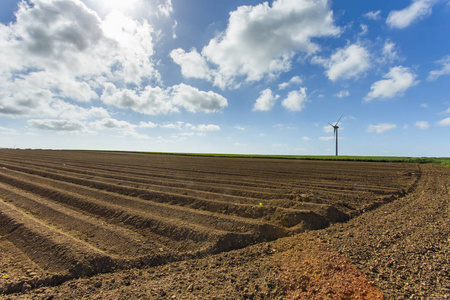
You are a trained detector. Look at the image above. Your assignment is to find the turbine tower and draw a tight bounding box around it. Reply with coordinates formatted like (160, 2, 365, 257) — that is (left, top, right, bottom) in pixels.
(328, 115, 342, 156)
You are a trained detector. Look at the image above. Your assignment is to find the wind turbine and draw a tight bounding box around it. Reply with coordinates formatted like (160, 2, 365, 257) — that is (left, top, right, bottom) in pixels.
(328, 115, 342, 156)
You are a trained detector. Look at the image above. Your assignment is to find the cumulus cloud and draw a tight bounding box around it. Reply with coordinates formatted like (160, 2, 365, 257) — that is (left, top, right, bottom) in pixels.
(172, 0, 339, 88)
(89, 117, 152, 138)
(27, 119, 88, 132)
(365, 66, 419, 101)
(101, 83, 175, 115)
(414, 121, 430, 129)
(139, 121, 158, 128)
(334, 90, 350, 98)
(158, 0, 173, 17)
(90, 118, 135, 131)
(101, 82, 228, 115)
(387, 0, 436, 29)
(319, 136, 334, 141)
(253, 88, 279, 111)
(193, 124, 221, 132)
(278, 76, 303, 90)
(2, 0, 158, 83)
(382, 41, 399, 62)
(160, 121, 221, 132)
(364, 10, 382, 20)
(0, 75, 110, 119)
(438, 117, 450, 126)
(282, 87, 308, 111)
(170, 48, 212, 81)
(0, 80, 54, 117)
(0, 0, 166, 121)
(367, 123, 397, 133)
(171, 84, 228, 113)
(428, 56, 450, 81)
(101, 11, 159, 85)
(313, 44, 370, 81)
(359, 24, 369, 36)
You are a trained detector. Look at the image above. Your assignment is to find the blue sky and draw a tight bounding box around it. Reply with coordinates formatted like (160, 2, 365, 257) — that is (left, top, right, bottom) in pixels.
(0, 0, 449, 156)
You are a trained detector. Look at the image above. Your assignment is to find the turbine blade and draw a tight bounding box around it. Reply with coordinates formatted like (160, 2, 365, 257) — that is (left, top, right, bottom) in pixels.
(328, 122, 334, 127)
(335, 115, 343, 126)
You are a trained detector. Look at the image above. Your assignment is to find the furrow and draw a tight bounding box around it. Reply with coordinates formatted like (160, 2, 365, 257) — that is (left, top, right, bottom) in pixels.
(0, 163, 319, 229)
(0, 155, 295, 190)
(0, 199, 116, 276)
(0, 160, 290, 201)
(0, 169, 287, 243)
(0, 182, 165, 257)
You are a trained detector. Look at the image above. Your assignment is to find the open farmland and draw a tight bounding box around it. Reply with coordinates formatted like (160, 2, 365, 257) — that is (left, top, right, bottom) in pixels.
(0, 149, 443, 298)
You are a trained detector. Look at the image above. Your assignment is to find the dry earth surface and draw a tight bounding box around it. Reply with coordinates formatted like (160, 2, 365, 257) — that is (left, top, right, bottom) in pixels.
(0, 150, 448, 299)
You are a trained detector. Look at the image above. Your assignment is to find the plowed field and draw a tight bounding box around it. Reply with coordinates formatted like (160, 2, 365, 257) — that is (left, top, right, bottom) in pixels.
(0, 149, 434, 298)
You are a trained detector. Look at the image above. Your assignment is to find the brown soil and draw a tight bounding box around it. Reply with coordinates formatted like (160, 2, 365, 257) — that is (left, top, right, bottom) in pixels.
(0, 149, 447, 299)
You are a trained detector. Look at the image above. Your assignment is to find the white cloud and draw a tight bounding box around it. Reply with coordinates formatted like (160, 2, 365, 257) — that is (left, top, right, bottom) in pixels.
(53, 101, 110, 120)
(302, 136, 311, 141)
(180, 132, 195, 136)
(6, 1, 157, 83)
(161, 121, 185, 129)
(319, 136, 334, 141)
(273, 124, 297, 129)
(199, 0, 340, 88)
(139, 121, 158, 128)
(278, 76, 303, 90)
(0, 74, 110, 120)
(428, 56, 450, 81)
(171, 20, 178, 39)
(234, 125, 246, 131)
(0, 80, 55, 117)
(171, 84, 228, 113)
(28, 119, 89, 133)
(382, 41, 399, 62)
(360, 24, 369, 36)
(365, 66, 419, 101)
(282, 87, 308, 112)
(158, 0, 173, 18)
(0, 0, 167, 121)
(364, 10, 381, 20)
(414, 121, 430, 129)
(334, 90, 350, 98)
(193, 124, 221, 132)
(438, 117, 450, 126)
(387, 0, 436, 29)
(101, 83, 228, 115)
(313, 44, 370, 81)
(420, 103, 429, 109)
(323, 125, 334, 133)
(90, 118, 135, 131)
(101, 83, 175, 115)
(253, 88, 279, 111)
(89, 117, 150, 138)
(160, 121, 220, 132)
(170, 48, 212, 81)
(367, 123, 397, 133)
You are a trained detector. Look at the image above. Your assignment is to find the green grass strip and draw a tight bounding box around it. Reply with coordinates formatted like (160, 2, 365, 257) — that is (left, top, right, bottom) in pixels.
(117, 151, 450, 166)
